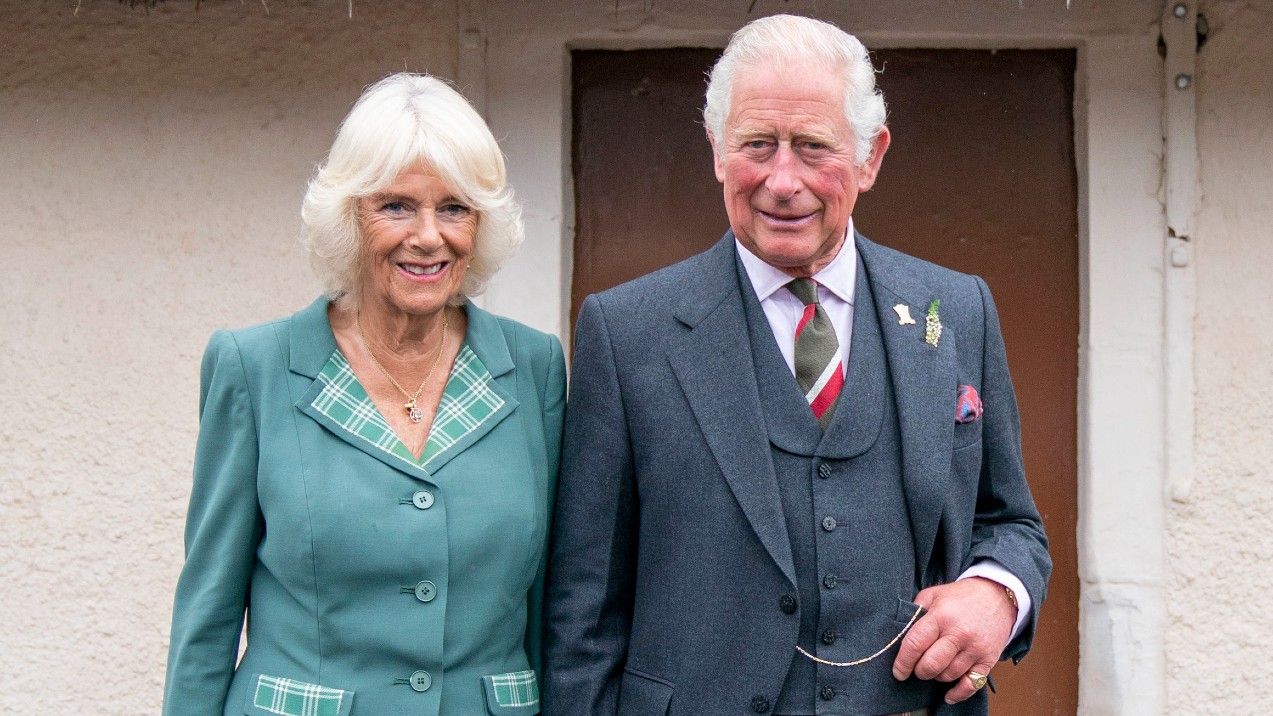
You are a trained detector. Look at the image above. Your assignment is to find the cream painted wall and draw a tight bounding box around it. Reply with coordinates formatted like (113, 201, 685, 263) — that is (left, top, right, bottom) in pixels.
(1165, 1, 1273, 712)
(0, 2, 458, 711)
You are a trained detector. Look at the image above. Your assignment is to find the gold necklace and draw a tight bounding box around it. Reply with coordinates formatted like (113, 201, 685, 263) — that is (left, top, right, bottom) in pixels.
(356, 309, 450, 424)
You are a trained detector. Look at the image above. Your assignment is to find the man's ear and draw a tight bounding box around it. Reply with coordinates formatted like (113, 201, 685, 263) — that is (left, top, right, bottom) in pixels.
(708, 129, 726, 184)
(857, 125, 891, 192)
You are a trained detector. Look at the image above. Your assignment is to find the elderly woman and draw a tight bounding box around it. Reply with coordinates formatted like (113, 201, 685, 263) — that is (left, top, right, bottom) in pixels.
(163, 74, 563, 716)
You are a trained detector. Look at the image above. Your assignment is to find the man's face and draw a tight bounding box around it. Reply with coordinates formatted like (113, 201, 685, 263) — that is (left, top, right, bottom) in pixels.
(712, 59, 889, 277)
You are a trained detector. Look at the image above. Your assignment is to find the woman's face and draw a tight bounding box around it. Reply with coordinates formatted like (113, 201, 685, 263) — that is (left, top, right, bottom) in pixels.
(356, 165, 477, 318)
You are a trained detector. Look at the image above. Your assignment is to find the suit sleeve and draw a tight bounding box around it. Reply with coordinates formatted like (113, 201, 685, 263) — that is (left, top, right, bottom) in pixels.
(967, 277, 1052, 663)
(163, 331, 264, 715)
(525, 334, 566, 680)
(543, 295, 638, 715)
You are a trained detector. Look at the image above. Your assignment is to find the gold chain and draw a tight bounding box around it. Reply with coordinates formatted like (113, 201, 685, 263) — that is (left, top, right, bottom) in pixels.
(355, 309, 449, 420)
(794, 605, 925, 667)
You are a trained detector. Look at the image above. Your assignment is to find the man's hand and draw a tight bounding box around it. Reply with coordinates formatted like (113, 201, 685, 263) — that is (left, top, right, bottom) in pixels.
(891, 577, 1016, 704)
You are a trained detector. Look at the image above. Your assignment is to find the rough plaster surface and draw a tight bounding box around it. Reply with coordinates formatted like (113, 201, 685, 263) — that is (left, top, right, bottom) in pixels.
(1165, 1, 1273, 712)
(0, 2, 456, 711)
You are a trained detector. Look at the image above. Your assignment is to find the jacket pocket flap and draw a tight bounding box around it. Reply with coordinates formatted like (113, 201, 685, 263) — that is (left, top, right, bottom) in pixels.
(245, 673, 354, 716)
(482, 670, 540, 714)
(618, 667, 674, 715)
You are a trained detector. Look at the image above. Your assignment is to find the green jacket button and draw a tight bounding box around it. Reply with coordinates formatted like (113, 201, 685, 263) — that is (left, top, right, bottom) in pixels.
(409, 670, 432, 692)
(412, 490, 435, 509)
(414, 580, 437, 603)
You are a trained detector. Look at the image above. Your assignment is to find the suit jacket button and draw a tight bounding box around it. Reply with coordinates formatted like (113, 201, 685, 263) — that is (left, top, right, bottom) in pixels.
(820, 685, 836, 700)
(779, 594, 797, 614)
(821, 628, 837, 645)
(817, 463, 832, 479)
(822, 574, 838, 589)
(411, 490, 435, 509)
(751, 695, 771, 713)
(821, 516, 837, 532)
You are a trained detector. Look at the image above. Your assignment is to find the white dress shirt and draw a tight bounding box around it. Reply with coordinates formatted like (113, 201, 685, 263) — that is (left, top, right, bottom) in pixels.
(734, 222, 1030, 642)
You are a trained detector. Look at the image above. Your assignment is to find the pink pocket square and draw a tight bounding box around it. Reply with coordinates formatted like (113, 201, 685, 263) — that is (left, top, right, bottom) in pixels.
(956, 384, 984, 424)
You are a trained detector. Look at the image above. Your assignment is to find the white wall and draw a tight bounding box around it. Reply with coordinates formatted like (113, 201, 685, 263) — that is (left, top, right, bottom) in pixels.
(1165, 1, 1273, 711)
(0, 2, 457, 711)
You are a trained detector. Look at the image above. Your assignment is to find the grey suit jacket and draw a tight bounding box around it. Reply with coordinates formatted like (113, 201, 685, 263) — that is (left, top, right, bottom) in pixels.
(544, 233, 1050, 715)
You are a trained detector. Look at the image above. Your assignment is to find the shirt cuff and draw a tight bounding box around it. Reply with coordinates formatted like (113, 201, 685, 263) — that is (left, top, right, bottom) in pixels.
(958, 560, 1030, 643)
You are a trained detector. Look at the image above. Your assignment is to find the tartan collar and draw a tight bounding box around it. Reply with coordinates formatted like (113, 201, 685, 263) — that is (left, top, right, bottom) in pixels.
(288, 296, 520, 479)
(287, 296, 515, 381)
(310, 343, 507, 470)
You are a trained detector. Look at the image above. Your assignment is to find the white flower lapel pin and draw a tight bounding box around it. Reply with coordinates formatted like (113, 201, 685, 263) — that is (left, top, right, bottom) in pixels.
(925, 299, 943, 348)
(893, 303, 916, 326)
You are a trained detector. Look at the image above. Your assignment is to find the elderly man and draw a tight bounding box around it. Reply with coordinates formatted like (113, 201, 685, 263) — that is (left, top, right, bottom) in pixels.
(545, 14, 1049, 716)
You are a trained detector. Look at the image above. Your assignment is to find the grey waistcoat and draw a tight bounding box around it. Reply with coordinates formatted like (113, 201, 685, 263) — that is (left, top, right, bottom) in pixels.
(737, 254, 940, 716)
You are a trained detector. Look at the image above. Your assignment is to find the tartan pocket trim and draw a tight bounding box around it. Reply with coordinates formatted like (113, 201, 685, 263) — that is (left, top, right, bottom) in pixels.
(247, 674, 352, 716)
(481, 669, 539, 714)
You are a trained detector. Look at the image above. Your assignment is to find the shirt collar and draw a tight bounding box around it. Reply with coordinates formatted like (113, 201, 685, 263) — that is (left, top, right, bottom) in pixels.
(735, 219, 857, 305)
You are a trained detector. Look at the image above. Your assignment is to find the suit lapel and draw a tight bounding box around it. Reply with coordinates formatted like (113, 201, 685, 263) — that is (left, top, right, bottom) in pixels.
(667, 235, 797, 587)
(858, 234, 957, 584)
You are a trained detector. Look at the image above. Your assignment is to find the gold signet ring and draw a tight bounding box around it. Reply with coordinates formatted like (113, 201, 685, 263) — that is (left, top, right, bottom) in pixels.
(967, 671, 988, 691)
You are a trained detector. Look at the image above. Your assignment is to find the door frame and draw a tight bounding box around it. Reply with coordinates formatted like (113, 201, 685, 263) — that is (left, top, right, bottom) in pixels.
(473, 3, 1173, 712)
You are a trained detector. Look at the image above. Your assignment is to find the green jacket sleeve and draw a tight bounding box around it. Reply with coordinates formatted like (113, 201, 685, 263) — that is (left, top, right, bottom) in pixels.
(163, 330, 264, 715)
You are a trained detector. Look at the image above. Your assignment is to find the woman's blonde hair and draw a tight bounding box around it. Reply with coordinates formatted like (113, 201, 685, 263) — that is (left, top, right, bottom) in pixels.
(301, 73, 523, 308)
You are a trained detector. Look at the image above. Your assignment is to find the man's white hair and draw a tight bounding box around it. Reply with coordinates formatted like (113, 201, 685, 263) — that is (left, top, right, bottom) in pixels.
(301, 73, 523, 310)
(703, 14, 887, 165)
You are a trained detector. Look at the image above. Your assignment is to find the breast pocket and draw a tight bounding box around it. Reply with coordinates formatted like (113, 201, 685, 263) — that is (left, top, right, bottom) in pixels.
(952, 418, 983, 452)
(617, 667, 674, 716)
(243, 674, 353, 716)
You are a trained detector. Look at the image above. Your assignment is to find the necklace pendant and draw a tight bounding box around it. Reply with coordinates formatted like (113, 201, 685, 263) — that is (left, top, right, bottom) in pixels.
(404, 399, 424, 424)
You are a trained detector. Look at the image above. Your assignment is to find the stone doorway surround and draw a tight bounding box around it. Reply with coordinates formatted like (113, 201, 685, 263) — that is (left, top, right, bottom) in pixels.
(469, 2, 1177, 713)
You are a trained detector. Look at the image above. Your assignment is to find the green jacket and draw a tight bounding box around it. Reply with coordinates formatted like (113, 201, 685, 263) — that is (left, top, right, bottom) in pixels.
(164, 297, 565, 716)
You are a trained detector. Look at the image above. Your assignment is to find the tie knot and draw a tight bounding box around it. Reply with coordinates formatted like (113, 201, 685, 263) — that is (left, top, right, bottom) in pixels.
(787, 278, 820, 306)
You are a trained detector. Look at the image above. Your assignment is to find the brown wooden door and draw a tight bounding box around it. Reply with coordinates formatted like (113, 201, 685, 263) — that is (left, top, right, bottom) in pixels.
(571, 47, 1079, 715)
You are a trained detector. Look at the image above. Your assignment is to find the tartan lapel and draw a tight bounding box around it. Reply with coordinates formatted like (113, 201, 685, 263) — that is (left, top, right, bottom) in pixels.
(293, 300, 518, 481)
(857, 233, 956, 585)
(301, 346, 513, 476)
(416, 342, 517, 474)
(422, 302, 519, 475)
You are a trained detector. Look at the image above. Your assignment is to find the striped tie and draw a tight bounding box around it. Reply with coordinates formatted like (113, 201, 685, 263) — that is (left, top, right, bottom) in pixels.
(788, 278, 844, 428)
